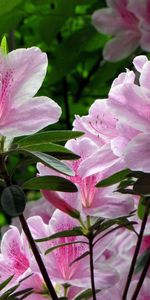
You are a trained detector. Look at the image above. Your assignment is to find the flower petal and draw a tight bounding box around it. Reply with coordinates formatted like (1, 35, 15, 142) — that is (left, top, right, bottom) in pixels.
(0, 96, 61, 137)
(8, 47, 48, 104)
(124, 133, 150, 172)
(103, 31, 139, 61)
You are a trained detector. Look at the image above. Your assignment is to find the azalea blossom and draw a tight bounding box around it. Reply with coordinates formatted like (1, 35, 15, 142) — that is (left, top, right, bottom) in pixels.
(37, 137, 134, 218)
(28, 209, 118, 292)
(0, 226, 46, 299)
(92, 0, 150, 61)
(108, 55, 150, 172)
(0, 47, 61, 138)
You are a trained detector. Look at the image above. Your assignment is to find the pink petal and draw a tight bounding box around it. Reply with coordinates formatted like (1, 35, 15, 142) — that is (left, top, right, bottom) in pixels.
(109, 83, 150, 132)
(88, 190, 134, 218)
(133, 55, 148, 72)
(103, 31, 140, 61)
(0, 227, 29, 281)
(8, 47, 48, 104)
(124, 133, 150, 172)
(0, 96, 61, 137)
(140, 61, 150, 89)
(92, 8, 122, 35)
(140, 27, 150, 51)
(78, 144, 121, 178)
(128, 0, 150, 24)
(112, 70, 135, 88)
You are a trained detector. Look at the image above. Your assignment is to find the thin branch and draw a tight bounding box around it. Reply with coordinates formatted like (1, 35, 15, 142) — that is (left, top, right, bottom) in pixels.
(122, 199, 150, 300)
(89, 236, 97, 300)
(19, 215, 58, 300)
(131, 252, 150, 299)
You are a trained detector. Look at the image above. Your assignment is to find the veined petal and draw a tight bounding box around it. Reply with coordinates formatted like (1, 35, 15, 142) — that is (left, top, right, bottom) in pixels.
(0, 96, 61, 137)
(124, 133, 150, 172)
(8, 47, 48, 105)
(109, 83, 150, 132)
(103, 31, 140, 61)
(92, 8, 123, 35)
(133, 55, 148, 72)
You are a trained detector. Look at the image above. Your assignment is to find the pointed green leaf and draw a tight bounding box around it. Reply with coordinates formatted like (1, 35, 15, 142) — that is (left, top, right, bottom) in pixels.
(74, 288, 100, 300)
(19, 142, 80, 160)
(35, 227, 83, 242)
(70, 251, 89, 266)
(96, 169, 131, 187)
(134, 247, 150, 274)
(22, 150, 74, 176)
(17, 131, 84, 146)
(0, 36, 8, 54)
(133, 174, 150, 196)
(22, 176, 77, 192)
(0, 276, 14, 291)
(45, 240, 88, 255)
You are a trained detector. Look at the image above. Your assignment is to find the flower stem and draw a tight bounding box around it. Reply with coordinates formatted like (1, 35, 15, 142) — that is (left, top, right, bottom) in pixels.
(0, 155, 58, 300)
(89, 235, 96, 300)
(131, 252, 150, 299)
(19, 214, 58, 300)
(122, 198, 150, 300)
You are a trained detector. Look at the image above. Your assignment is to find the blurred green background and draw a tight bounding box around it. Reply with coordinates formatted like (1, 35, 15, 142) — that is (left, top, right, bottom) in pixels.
(0, 0, 137, 228)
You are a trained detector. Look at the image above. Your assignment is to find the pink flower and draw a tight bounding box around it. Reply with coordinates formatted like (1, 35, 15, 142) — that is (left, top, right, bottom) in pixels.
(0, 226, 30, 289)
(92, 0, 150, 61)
(108, 55, 150, 172)
(0, 226, 54, 299)
(28, 210, 118, 290)
(37, 137, 134, 218)
(0, 47, 61, 138)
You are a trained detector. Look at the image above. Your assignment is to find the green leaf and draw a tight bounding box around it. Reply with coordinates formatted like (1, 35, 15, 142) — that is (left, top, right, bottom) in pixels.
(74, 288, 100, 300)
(0, 36, 8, 54)
(93, 215, 137, 237)
(22, 176, 77, 192)
(1, 185, 26, 217)
(1, 284, 19, 299)
(35, 227, 83, 242)
(133, 174, 150, 196)
(70, 251, 89, 266)
(0, 276, 14, 291)
(22, 150, 74, 176)
(96, 169, 131, 187)
(45, 240, 88, 255)
(11, 288, 33, 298)
(134, 247, 150, 274)
(17, 131, 84, 146)
(137, 197, 146, 220)
(19, 142, 80, 160)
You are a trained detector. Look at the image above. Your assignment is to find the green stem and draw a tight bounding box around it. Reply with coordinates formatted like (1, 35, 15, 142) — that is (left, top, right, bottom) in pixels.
(122, 199, 150, 300)
(0, 155, 58, 300)
(131, 252, 150, 299)
(19, 214, 58, 300)
(89, 236, 96, 300)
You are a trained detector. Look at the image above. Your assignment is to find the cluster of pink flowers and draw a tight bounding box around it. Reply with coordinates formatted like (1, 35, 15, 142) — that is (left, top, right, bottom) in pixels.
(1, 43, 150, 299)
(92, 0, 150, 61)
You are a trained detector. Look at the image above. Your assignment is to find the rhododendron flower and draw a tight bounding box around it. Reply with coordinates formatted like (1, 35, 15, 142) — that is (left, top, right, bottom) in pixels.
(0, 226, 45, 298)
(28, 210, 118, 290)
(108, 55, 150, 172)
(37, 137, 134, 218)
(92, 0, 150, 61)
(0, 47, 61, 138)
